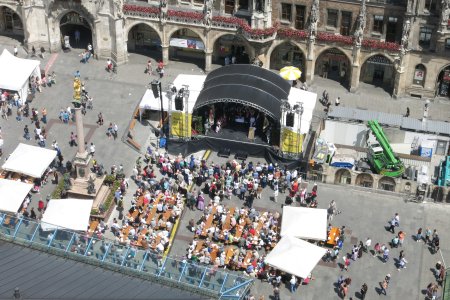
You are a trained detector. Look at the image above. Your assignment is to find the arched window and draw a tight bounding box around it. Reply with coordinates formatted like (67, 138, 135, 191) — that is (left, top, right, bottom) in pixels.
(413, 64, 426, 86)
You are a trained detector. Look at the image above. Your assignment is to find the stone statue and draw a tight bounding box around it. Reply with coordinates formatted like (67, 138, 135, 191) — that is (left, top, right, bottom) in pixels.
(401, 19, 411, 52)
(87, 176, 96, 195)
(354, 0, 366, 47)
(308, 0, 319, 40)
(160, 0, 168, 22)
(441, 0, 450, 26)
(203, 0, 213, 26)
(63, 172, 72, 191)
(114, 0, 124, 19)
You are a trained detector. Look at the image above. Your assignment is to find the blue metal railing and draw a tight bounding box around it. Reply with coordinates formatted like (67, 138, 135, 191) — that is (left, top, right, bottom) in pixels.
(0, 213, 253, 299)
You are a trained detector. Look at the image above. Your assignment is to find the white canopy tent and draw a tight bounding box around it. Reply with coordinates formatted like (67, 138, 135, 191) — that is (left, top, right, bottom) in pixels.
(287, 88, 317, 135)
(41, 198, 93, 232)
(265, 236, 327, 279)
(1, 143, 57, 178)
(0, 49, 41, 99)
(0, 179, 32, 213)
(280, 206, 328, 241)
(139, 74, 206, 120)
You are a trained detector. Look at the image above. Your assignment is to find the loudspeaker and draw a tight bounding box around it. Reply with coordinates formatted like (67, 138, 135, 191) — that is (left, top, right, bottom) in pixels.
(151, 80, 160, 98)
(218, 148, 231, 158)
(235, 151, 248, 160)
(286, 113, 294, 127)
(175, 96, 184, 111)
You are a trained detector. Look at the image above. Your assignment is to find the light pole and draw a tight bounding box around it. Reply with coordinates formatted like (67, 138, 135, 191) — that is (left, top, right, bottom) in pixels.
(294, 102, 304, 158)
(182, 84, 190, 140)
(279, 99, 290, 157)
(166, 83, 176, 138)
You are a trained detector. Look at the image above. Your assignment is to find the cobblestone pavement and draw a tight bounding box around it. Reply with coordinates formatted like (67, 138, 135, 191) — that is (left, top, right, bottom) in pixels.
(0, 36, 449, 299)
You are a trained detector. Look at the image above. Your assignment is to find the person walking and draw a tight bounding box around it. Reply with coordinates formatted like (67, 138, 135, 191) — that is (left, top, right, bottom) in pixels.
(113, 123, 119, 140)
(23, 125, 30, 140)
(397, 251, 407, 270)
(14, 45, 18, 56)
(382, 247, 389, 263)
(365, 237, 372, 253)
(289, 275, 297, 293)
(89, 142, 95, 156)
(380, 274, 390, 296)
(416, 228, 423, 242)
(360, 283, 368, 299)
(41, 108, 47, 124)
(425, 228, 432, 244)
(70, 132, 77, 147)
(97, 112, 104, 126)
(388, 217, 397, 234)
(335, 97, 340, 106)
(273, 286, 280, 300)
(146, 60, 153, 75)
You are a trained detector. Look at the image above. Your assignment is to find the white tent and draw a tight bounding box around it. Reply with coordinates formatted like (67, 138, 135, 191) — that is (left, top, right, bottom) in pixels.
(139, 74, 206, 119)
(287, 88, 317, 135)
(0, 179, 32, 213)
(0, 49, 41, 99)
(280, 206, 328, 241)
(41, 198, 93, 232)
(1, 143, 57, 178)
(265, 236, 327, 279)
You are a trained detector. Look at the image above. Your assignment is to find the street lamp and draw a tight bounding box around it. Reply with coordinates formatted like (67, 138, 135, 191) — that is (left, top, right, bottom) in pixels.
(294, 102, 304, 158)
(279, 99, 290, 157)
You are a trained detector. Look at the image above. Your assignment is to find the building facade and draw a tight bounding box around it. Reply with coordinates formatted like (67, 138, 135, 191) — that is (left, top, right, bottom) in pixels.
(1, 0, 449, 99)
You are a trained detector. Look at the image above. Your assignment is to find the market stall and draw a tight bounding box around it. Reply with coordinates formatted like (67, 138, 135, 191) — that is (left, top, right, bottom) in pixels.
(0, 49, 41, 99)
(0, 179, 32, 213)
(1, 143, 56, 178)
(280, 206, 328, 241)
(265, 236, 327, 278)
(41, 198, 93, 232)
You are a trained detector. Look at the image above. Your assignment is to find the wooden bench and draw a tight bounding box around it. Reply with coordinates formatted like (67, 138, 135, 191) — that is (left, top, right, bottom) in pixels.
(88, 220, 99, 237)
(126, 137, 141, 151)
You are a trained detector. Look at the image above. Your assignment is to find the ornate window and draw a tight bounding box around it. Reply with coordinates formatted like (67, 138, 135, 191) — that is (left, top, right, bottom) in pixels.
(281, 3, 292, 21)
(373, 15, 384, 33)
(340, 11, 352, 36)
(327, 9, 338, 28)
(295, 5, 305, 30)
(413, 64, 426, 86)
(419, 27, 432, 46)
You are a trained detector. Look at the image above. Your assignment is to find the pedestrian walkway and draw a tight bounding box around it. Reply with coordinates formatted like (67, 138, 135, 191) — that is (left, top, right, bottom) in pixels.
(309, 77, 450, 122)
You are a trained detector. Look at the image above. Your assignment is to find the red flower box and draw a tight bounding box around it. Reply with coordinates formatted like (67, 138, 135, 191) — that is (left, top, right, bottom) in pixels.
(317, 32, 353, 45)
(167, 10, 203, 20)
(123, 4, 160, 15)
(362, 39, 400, 51)
(277, 28, 308, 40)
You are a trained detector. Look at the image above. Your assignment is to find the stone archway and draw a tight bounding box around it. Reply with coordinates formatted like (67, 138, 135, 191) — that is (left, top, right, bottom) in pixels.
(0, 6, 24, 43)
(436, 64, 450, 99)
(355, 173, 374, 188)
(334, 168, 352, 185)
(127, 23, 162, 61)
(315, 47, 351, 87)
(431, 187, 445, 202)
(168, 28, 206, 69)
(378, 176, 396, 191)
(360, 54, 395, 94)
(269, 42, 306, 82)
(59, 11, 93, 50)
(211, 33, 251, 65)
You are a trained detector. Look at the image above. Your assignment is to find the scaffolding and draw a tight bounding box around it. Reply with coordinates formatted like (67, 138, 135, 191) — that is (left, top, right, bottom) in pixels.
(0, 213, 253, 299)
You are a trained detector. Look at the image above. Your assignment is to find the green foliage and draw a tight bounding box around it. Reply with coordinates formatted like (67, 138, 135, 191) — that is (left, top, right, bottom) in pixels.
(51, 179, 65, 199)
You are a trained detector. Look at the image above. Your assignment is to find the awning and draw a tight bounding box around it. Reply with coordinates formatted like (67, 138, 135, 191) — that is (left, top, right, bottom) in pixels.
(194, 64, 291, 121)
(280, 206, 328, 241)
(0, 179, 32, 213)
(1, 143, 57, 178)
(265, 236, 327, 278)
(41, 198, 93, 232)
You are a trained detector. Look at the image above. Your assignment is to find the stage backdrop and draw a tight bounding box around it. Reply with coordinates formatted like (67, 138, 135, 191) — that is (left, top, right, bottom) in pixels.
(171, 112, 192, 138)
(282, 128, 304, 154)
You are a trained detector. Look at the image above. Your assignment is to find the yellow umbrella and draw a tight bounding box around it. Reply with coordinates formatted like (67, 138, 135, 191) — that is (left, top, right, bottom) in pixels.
(279, 66, 302, 81)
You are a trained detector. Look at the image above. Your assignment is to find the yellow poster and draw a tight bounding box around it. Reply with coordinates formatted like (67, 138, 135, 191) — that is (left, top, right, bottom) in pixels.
(171, 112, 192, 137)
(281, 128, 304, 154)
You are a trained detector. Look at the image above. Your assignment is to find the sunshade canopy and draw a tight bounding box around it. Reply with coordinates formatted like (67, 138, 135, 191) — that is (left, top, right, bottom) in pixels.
(280, 206, 328, 241)
(193, 64, 291, 121)
(0, 49, 41, 98)
(265, 236, 327, 278)
(0, 179, 32, 213)
(279, 66, 302, 81)
(41, 198, 93, 232)
(2, 143, 57, 178)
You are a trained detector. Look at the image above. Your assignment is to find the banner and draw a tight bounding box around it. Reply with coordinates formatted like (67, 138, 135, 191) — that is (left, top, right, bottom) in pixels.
(171, 112, 192, 138)
(281, 128, 304, 154)
(169, 38, 205, 50)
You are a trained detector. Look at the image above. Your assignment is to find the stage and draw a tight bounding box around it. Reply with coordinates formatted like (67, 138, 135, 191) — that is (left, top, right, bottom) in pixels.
(167, 130, 304, 169)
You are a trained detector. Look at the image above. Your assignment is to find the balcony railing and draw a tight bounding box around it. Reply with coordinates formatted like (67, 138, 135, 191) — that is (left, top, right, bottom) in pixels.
(0, 213, 253, 300)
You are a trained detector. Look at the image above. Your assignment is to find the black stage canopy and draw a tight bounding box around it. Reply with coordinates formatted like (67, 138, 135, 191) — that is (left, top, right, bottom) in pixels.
(193, 64, 291, 121)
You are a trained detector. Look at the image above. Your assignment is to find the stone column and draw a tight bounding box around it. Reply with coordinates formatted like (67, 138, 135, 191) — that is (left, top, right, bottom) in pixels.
(350, 46, 361, 92)
(162, 44, 169, 65)
(73, 107, 90, 179)
(306, 38, 315, 83)
(205, 51, 213, 72)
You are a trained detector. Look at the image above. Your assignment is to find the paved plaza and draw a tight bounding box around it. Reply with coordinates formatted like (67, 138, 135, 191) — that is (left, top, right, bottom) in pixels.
(0, 35, 449, 299)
